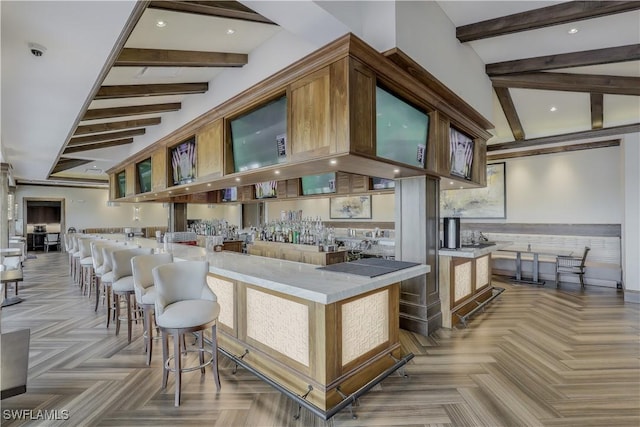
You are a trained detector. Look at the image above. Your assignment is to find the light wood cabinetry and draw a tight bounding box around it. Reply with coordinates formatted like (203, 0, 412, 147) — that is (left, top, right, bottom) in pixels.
(336, 172, 370, 194)
(237, 185, 254, 202)
(248, 240, 346, 266)
(125, 164, 135, 197)
(439, 253, 492, 328)
(106, 34, 491, 202)
(196, 119, 224, 179)
(276, 179, 300, 198)
(151, 148, 167, 192)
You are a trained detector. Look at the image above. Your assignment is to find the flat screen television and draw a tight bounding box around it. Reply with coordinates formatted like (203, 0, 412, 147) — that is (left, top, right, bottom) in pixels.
(116, 171, 126, 198)
(170, 137, 196, 185)
(376, 86, 429, 168)
(136, 158, 152, 193)
(230, 96, 287, 172)
(301, 173, 336, 195)
(255, 181, 277, 199)
(222, 187, 237, 202)
(371, 177, 395, 189)
(449, 126, 474, 180)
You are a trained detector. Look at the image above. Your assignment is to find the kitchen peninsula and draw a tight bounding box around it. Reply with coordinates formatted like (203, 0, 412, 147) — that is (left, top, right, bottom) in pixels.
(109, 235, 429, 416)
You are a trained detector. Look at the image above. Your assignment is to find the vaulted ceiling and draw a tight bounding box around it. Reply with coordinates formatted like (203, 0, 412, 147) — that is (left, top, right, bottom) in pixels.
(2, 1, 638, 186)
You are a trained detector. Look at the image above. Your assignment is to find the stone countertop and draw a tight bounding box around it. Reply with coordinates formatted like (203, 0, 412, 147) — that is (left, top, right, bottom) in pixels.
(438, 241, 513, 259)
(100, 235, 429, 305)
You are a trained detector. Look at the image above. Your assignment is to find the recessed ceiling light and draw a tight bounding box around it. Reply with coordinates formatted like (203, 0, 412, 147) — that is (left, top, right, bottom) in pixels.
(207, 183, 211, 187)
(568, 28, 578, 35)
(274, 170, 280, 175)
(235, 177, 241, 182)
(185, 187, 189, 191)
(393, 169, 400, 174)
(156, 20, 167, 28)
(450, 181, 454, 185)
(330, 159, 337, 165)
(226, 28, 235, 35)
(550, 106, 558, 112)
(459, 186, 464, 189)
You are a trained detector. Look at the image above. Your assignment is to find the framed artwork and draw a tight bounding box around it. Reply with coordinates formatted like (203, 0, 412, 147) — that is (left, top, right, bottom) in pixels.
(330, 195, 372, 219)
(449, 127, 474, 180)
(440, 162, 506, 219)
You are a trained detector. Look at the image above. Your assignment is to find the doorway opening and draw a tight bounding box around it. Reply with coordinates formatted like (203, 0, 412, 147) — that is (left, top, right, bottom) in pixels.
(23, 198, 65, 252)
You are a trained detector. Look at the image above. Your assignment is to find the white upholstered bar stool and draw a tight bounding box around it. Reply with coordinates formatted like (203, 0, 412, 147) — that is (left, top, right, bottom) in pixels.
(68, 234, 80, 281)
(91, 241, 116, 312)
(152, 261, 221, 406)
(131, 253, 173, 365)
(111, 247, 153, 343)
(77, 237, 95, 296)
(101, 245, 126, 327)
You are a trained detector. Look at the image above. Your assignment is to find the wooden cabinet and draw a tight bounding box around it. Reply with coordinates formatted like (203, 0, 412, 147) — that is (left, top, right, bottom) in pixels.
(348, 58, 375, 156)
(151, 148, 167, 192)
(196, 119, 224, 179)
(336, 172, 370, 194)
(237, 185, 255, 202)
(276, 179, 300, 199)
(125, 164, 135, 197)
(248, 241, 346, 266)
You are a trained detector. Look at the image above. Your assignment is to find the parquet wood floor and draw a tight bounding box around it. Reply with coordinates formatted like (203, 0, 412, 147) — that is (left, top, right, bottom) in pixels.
(1, 252, 638, 426)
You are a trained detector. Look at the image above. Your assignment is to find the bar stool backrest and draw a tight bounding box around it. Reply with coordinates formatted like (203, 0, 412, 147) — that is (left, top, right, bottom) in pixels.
(131, 253, 173, 302)
(152, 261, 216, 317)
(112, 248, 154, 282)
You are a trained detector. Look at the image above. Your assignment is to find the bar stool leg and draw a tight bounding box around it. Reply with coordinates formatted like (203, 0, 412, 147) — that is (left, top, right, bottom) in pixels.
(212, 324, 221, 390)
(126, 294, 132, 343)
(94, 277, 101, 312)
(115, 293, 121, 336)
(144, 306, 154, 366)
(173, 331, 182, 407)
(161, 332, 169, 389)
(106, 285, 112, 328)
(199, 331, 205, 374)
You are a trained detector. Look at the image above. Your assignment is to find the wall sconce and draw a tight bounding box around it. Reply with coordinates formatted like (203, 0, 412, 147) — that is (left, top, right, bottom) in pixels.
(133, 205, 140, 222)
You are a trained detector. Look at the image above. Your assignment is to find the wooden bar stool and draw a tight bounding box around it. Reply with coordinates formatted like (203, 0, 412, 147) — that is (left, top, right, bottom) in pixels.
(152, 261, 221, 406)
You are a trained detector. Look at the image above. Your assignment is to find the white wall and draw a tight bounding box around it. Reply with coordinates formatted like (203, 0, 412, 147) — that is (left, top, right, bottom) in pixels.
(394, 1, 493, 121)
(500, 146, 623, 223)
(187, 203, 242, 227)
(265, 193, 395, 222)
(14, 185, 168, 234)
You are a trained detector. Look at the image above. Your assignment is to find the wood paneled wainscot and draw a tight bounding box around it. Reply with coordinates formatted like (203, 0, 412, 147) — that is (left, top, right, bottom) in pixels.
(438, 248, 493, 328)
(248, 240, 346, 266)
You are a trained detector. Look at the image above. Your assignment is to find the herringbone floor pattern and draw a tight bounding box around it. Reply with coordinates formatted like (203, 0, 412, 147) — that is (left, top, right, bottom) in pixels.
(1, 252, 638, 426)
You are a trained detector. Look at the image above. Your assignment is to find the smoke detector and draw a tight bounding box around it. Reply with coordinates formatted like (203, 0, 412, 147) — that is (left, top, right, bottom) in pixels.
(28, 42, 47, 57)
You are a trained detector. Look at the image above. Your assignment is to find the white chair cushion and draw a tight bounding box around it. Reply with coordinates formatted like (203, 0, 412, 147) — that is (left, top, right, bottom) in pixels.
(140, 287, 157, 305)
(112, 276, 135, 293)
(156, 300, 220, 329)
(80, 257, 93, 266)
(101, 271, 114, 284)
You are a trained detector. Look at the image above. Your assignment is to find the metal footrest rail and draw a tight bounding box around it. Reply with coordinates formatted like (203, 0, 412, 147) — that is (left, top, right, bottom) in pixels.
(215, 345, 414, 420)
(456, 286, 505, 328)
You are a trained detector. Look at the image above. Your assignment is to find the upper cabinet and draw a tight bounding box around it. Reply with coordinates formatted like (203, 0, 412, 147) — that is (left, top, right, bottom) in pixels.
(196, 119, 224, 179)
(107, 33, 492, 201)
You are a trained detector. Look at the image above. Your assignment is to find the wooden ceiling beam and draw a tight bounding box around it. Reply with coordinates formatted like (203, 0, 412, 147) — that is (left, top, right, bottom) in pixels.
(488, 123, 640, 151)
(63, 138, 134, 154)
(115, 48, 248, 67)
(493, 87, 525, 140)
(457, 1, 640, 42)
(490, 72, 640, 96)
(68, 129, 145, 146)
(148, 1, 276, 25)
(95, 83, 208, 99)
(487, 44, 640, 75)
(487, 139, 620, 161)
(590, 93, 604, 129)
(74, 117, 161, 135)
(82, 103, 181, 121)
(51, 158, 93, 174)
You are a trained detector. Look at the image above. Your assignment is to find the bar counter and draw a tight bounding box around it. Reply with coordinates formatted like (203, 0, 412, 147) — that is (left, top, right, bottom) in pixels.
(98, 235, 430, 414)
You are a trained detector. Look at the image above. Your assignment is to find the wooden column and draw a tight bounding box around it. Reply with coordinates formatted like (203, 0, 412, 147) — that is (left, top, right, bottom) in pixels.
(394, 175, 441, 335)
